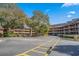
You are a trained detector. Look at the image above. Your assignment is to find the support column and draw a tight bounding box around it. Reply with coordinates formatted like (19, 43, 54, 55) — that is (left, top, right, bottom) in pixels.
(30, 28, 32, 37)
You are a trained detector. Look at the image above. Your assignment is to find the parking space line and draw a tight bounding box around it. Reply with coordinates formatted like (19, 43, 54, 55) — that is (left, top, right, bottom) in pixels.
(52, 39, 61, 49)
(23, 45, 43, 54)
(16, 39, 60, 56)
(17, 53, 30, 56)
(48, 39, 61, 56)
(44, 53, 48, 56)
(16, 43, 44, 56)
(31, 50, 46, 54)
(17, 40, 52, 55)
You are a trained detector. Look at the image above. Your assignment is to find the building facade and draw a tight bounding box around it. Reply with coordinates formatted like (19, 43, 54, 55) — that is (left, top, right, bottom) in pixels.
(51, 18, 79, 36)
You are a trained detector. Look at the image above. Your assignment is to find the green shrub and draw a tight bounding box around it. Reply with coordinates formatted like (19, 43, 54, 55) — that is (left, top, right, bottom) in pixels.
(3, 31, 15, 37)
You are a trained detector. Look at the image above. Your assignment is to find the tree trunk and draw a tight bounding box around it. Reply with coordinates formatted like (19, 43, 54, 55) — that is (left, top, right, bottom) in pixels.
(44, 31, 48, 37)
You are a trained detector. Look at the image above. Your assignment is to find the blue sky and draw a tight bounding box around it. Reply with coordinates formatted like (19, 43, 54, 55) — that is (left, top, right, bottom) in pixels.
(17, 3, 79, 25)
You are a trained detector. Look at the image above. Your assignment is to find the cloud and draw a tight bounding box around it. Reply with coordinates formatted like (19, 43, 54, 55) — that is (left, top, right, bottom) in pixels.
(67, 14, 72, 18)
(69, 11, 76, 14)
(61, 3, 79, 7)
(66, 11, 76, 18)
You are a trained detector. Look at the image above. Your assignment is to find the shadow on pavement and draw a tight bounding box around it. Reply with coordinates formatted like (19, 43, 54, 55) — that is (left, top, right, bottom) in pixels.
(53, 45, 79, 56)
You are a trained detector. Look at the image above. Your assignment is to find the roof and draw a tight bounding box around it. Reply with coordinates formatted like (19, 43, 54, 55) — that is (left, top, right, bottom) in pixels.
(51, 18, 79, 28)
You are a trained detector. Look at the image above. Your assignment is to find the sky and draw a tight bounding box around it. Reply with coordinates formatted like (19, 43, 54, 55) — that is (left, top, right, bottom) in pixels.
(17, 3, 79, 25)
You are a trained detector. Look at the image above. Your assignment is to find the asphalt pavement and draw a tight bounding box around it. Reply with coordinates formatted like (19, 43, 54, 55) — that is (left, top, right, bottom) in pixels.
(49, 38, 79, 56)
(0, 36, 79, 56)
(0, 36, 60, 56)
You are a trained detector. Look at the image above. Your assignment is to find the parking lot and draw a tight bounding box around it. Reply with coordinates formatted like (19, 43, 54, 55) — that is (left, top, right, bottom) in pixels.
(0, 36, 60, 56)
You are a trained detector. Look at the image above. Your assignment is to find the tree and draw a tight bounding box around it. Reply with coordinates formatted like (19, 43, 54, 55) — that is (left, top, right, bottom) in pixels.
(31, 10, 50, 36)
(0, 3, 29, 37)
(1, 11, 29, 37)
(0, 17, 5, 26)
